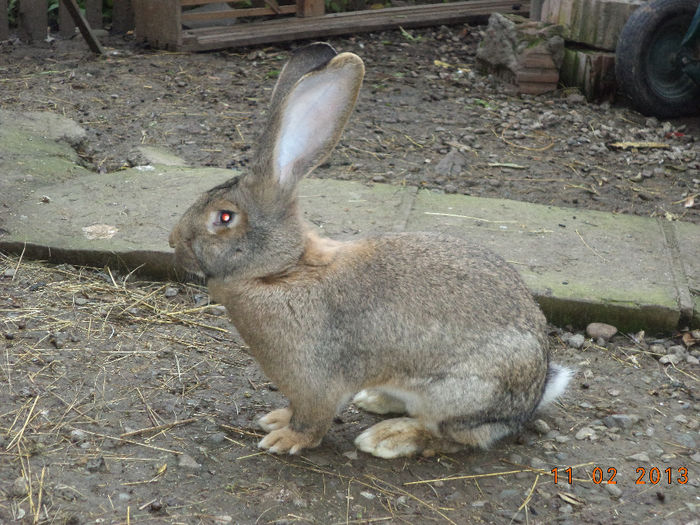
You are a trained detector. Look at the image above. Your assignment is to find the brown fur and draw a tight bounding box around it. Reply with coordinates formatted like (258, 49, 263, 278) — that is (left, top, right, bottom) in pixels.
(170, 43, 571, 458)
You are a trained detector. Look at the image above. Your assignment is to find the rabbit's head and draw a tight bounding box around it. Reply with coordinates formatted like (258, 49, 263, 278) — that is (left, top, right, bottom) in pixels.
(169, 44, 365, 281)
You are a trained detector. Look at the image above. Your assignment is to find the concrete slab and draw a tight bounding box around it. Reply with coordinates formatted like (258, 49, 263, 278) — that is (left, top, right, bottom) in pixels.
(0, 110, 698, 332)
(406, 192, 684, 332)
(0, 168, 416, 279)
(675, 221, 700, 328)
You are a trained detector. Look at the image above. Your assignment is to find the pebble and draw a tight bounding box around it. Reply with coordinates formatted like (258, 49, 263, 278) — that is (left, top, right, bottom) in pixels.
(178, 453, 201, 469)
(667, 345, 687, 357)
(605, 484, 623, 499)
(659, 354, 682, 365)
(164, 287, 179, 298)
(603, 414, 640, 429)
(566, 333, 586, 349)
(586, 322, 617, 340)
(533, 419, 551, 434)
(86, 456, 107, 472)
(575, 427, 596, 440)
(3, 268, 16, 278)
(74, 297, 88, 305)
(11, 476, 28, 498)
(627, 452, 650, 463)
(208, 432, 226, 445)
(70, 429, 88, 443)
(688, 355, 700, 365)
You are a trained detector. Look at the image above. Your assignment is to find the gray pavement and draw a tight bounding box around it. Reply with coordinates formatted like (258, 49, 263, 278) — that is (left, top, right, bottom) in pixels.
(1, 110, 698, 332)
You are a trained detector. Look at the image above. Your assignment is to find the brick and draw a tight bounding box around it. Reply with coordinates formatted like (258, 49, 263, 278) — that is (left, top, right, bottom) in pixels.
(560, 47, 616, 101)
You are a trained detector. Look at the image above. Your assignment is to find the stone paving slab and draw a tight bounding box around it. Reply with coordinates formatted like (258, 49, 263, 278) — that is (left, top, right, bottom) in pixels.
(0, 110, 698, 332)
(406, 191, 685, 332)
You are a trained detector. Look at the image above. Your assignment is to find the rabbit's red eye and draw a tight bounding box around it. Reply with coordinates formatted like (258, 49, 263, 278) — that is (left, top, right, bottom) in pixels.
(219, 211, 234, 224)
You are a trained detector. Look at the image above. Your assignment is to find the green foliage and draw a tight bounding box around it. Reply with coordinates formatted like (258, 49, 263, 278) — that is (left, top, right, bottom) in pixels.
(7, 0, 114, 28)
(325, 0, 352, 13)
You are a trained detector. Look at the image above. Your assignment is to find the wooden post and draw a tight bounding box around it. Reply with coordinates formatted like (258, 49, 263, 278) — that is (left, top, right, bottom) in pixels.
(86, 0, 102, 29)
(297, 0, 324, 17)
(112, 0, 135, 33)
(19, 0, 47, 43)
(0, 0, 8, 41)
(132, 0, 182, 50)
(60, 0, 105, 54)
(59, 1, 77, 38)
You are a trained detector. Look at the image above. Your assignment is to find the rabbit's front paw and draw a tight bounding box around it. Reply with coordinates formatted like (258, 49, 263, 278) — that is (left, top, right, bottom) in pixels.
(258, 408, 292, 432)
(258, 427, 320, 455)
(354, 417, 432, 458)
(352, 389, 406, 415)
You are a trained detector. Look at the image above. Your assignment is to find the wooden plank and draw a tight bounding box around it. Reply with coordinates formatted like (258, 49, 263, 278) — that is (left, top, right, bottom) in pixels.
(0, 0, 8, 41)
(86, 0, 102, 29)
(132, 0, 182, 49)
(19, 0, 47, 43)
(297, 0, 324, 17)
(60, 0, 105, 54)
(112, 0, 135, 33)
(181, 5, 297, 21)
(184, 0, 528, 50)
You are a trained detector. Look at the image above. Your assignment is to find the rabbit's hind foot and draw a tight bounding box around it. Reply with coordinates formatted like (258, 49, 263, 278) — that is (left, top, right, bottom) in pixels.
(258, 408, 292, 432)
(352, 389, 407, 415)
(354, 417, 459, 458)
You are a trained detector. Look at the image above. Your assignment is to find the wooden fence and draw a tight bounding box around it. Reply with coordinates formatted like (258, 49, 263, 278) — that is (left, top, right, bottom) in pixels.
(0, 0, 134, 42)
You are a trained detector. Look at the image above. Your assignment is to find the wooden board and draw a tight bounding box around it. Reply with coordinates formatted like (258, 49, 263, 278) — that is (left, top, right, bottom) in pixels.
(173, 0, 529, 51)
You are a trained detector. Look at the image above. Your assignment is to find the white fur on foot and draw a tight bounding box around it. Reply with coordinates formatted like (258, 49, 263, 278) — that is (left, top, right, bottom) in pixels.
(354, 417, 428, 458)
(352, 389, 407, 415)
(258, 408, 292, 432)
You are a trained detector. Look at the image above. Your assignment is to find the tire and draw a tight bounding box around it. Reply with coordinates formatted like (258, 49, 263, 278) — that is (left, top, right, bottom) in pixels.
(615, 0, 700, 118)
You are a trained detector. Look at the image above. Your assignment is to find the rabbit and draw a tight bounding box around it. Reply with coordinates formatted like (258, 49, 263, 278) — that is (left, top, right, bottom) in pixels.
(169, 42, 572, 458)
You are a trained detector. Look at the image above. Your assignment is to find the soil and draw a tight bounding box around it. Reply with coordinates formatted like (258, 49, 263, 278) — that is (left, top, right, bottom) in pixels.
(0, 26, 699, 525)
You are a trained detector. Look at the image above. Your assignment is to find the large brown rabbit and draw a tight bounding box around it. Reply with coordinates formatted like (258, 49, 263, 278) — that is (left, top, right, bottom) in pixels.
(169, 43, 572, 458)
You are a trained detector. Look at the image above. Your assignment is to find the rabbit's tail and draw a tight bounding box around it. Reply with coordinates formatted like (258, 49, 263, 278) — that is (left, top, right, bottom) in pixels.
(537, 363, 573, 410)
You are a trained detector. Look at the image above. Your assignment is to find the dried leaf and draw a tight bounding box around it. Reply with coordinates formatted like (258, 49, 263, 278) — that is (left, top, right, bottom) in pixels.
(558, 492, 585, 506)
(82, 224, 119, 240)
(684, 195, 695, 208)
(433, 59, 452, 69)
(681, 332, 696, 348)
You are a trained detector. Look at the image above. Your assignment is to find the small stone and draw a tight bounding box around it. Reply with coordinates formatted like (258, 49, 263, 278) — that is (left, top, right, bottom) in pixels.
(687, 355, 699, 365)
(567, 333, 586, 349)
(606, 484, 623, 499)
(667, 345, 687, 356)
(371, 175, 387, 183)
(586, 322, 617, 340)
(164, 287, 179, 298)
(559, 503, 573, 514)
(533, 419, 551, 434)
(70, 429, 88, 443)
(3, 268, 16, 278)
(178, 453, 201, 469)
(208, 432, 226, 445)
(627, 452, 650, 463)
(86, 456, 107, 472)
(213, 516, 233, 525)
(51, 333, 69, 349)
(74, 297, 88, 305)
(118, 492, 131, 501)
(575, 427, 596, 440)
(566, 93, 586, 104)
(690, 452, 700, 463)
(659, 354, 682, 365)
(360, 491, 376, 500)
(602, 414, 640, 429)
(674, 415, 688, 424)
(11, 476, 28, 498)
(555, 435, 570, 443)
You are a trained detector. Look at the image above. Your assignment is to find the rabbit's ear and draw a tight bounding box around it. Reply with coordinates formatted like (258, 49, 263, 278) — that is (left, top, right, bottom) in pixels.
(258, 52, 364, 192)
(269, 42, 338, 112)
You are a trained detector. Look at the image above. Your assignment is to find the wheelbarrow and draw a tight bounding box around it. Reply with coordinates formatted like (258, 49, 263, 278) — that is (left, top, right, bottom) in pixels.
(616, 0, 700, 118)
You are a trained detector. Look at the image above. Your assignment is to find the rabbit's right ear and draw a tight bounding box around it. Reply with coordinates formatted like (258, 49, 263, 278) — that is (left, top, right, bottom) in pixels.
(254, 49, 364, 195)
(269, 42, 338, 112)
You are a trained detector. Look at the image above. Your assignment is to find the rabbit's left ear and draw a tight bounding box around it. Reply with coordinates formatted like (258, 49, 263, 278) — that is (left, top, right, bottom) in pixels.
(264, 52, 364, 191)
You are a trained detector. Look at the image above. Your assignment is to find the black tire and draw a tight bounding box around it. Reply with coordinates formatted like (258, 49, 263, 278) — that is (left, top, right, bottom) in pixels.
(615, 0, 700, 118)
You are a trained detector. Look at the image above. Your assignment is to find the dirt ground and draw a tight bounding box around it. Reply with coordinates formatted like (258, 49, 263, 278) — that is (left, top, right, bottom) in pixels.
(0, 25, 699, 525)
